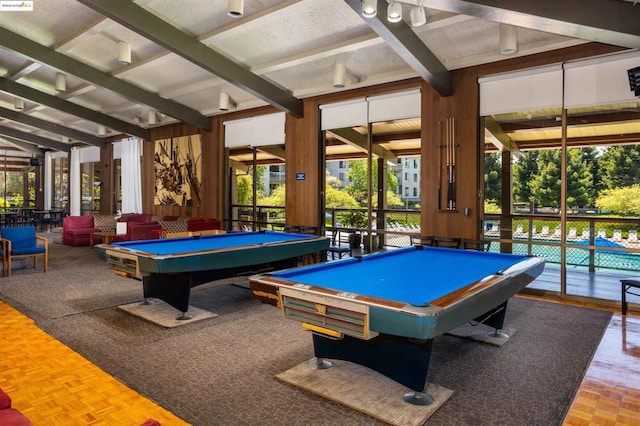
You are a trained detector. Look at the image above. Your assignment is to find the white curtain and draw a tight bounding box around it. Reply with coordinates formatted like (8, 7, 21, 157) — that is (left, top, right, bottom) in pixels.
(121, 137, 142, 213)
(44, 152, 53, 210)
(69, 147, 81, 216)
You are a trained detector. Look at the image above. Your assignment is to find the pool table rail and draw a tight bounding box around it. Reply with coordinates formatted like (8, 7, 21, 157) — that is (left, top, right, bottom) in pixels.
(251, 254, 545, 341)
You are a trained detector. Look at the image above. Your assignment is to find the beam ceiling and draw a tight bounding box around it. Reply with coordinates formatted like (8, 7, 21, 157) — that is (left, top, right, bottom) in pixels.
(0, 136, 45, 156)
(344, 0, 452, 97)
(0, 27, 211, 132)
(0, 77, 150, 140)
(0, 106, 105, 148)
(76, 0, 304, 118)
(0, 125, 72, 152)
(422, 0, 640, 48)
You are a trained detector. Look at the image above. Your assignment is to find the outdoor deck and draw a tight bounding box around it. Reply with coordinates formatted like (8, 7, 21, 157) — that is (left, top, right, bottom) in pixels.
(526, 265, 640, 310)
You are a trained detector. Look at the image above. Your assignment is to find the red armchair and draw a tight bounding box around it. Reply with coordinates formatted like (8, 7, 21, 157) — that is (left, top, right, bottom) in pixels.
(112, 214, 161, 242)
(62, 215, 101, 247)
(0, 387, 32, 425)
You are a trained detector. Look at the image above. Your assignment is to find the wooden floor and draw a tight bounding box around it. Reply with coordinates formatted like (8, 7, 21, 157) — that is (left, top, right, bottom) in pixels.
(0, 296, 638, 425)
(0, 302, 188, 425)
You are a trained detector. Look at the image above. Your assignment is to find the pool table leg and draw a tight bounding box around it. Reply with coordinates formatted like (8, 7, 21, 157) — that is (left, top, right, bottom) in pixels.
(311, 332, 434, 403)
(473, 300, 509, 338)
(143, 273, 193, 320)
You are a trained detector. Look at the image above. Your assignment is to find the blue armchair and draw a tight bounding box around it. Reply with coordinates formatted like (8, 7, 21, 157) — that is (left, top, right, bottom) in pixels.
(0, 226, 48, 277)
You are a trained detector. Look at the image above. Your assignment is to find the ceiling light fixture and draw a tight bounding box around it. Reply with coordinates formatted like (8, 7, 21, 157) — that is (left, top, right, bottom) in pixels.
(98, 125, 106, 136)
(499, 24, 518, 55)
(219, 92, 236, 111)
(410, 3, 427, 27)
(118, 41, 131, 65)
(55, 72, 66, 91)
(148, 111, 157, 125)
(387, 1, 402, 23)
(227, 0, 244, 18)
(14, 97, 24, 110)
(362, 0, 377, 18)
(333, 63, 346, 88)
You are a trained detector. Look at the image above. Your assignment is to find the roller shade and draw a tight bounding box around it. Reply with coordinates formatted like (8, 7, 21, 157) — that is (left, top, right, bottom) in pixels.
(564, 51, 640, 109)
(367, 89, 421, 122)
(320, 98, 367, 130)
(224, 112, 285, 147)
(479, 65, 563, 116)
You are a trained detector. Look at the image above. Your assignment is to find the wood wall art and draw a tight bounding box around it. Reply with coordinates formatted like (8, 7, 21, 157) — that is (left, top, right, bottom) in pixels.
(154, 135, 202, 206)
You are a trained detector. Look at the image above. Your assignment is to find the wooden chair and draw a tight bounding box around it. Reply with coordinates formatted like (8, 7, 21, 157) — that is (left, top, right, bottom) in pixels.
(0, 226, 48, 277)
(432, 236, 462, 249)
(462, 238, 492, 252)
(409, 234, 434, 246)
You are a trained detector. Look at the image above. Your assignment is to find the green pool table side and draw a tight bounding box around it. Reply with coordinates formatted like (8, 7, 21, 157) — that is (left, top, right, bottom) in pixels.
(100, 231, 330, 316)
(251, 247, 545, 340)
(102, 231, 330, 275)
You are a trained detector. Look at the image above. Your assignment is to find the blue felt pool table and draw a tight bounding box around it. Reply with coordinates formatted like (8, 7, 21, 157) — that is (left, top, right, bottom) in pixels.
(101, 231, 329, 318)
(249, 245, 544, 401)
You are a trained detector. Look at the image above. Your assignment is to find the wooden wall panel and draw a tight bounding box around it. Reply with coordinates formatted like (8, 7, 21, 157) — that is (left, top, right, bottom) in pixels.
(422, 67, 481, 240)
(141, 121, 224, 220)
(285, 99, 321, 228)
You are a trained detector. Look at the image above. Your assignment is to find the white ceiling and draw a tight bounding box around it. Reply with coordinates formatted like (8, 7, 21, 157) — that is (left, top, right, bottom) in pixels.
(0, 0, 637, 164)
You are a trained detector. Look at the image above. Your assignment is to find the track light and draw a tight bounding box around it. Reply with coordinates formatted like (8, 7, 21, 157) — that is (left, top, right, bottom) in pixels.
(55, 72, 66, 91)
(148, 111, 157, 125)
(219, 92, 236, 111)
(333, 63, 346, 88)
(410, 4, 427, 27)
(499, 24, 518, 55)
(227, 0, 243, 18)
(118, 41, 131, 65)
(14, 97, 24, 110)
(98, 125, 106, 136)
(362, 0, 376, 18)
(387, 1, 402, 23)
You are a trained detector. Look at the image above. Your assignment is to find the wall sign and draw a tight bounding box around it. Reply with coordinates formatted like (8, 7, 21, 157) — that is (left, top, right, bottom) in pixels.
(296, 173, 306, 181)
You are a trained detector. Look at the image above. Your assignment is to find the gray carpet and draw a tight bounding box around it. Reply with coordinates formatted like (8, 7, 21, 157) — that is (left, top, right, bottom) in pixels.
(0, 241, 613, 425)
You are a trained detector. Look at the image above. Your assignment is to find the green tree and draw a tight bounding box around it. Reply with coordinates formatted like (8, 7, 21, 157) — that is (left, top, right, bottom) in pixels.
(530, 149, 561, 207)
(599, 145, 640, 189)
(325, 185, 359, 209)
(581, 147, 601, 200)
(513, 151, 538, 203)
(484, 153, 502, 206)
(566, 148, 593, 208)
(346, 160, 399, 207)
(596, 185, 640, 215)
(259, 185, 285, 206)
(236, 174, 252, 205)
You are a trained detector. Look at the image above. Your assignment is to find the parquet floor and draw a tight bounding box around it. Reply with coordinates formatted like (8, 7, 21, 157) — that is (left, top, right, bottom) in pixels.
(0, 302, 189, 425)
(1, 296, 639, 425)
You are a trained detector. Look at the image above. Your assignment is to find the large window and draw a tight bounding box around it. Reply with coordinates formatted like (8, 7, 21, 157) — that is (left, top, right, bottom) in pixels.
(52, 155, 69, 212)
(481, 51, 640, 305)
(321, 91, 421, 252)
(81, 162, 101, 214)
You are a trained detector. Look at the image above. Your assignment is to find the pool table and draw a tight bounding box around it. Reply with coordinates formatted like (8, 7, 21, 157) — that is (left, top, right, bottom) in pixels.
(249, 245, 544, 402)
(101, 231, 329, 318)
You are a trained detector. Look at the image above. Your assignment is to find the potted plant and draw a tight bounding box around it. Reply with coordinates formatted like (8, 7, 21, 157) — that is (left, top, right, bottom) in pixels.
(340, 211, 367, 249)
